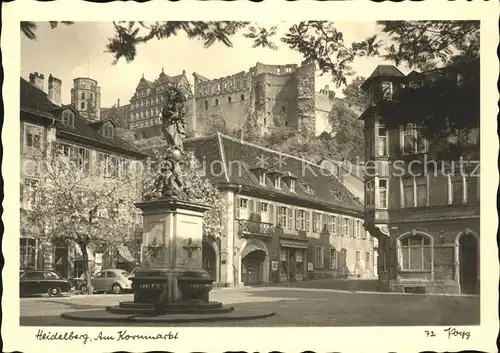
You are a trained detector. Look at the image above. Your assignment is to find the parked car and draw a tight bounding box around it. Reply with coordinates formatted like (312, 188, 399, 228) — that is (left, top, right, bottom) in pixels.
(80, 269, 132, 294)
(20, 270, 72, 297)
(128, 267, 141, 278)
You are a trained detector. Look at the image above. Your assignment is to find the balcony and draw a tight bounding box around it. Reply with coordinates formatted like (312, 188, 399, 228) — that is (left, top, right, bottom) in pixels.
(237, 220, 275, 239)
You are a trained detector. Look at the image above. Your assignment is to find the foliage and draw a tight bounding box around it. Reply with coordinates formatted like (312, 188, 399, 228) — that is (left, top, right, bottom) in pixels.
(376, 21, 479, 71)
(141, 148, 226, 239)
(375, 58, 479, 159)
(22, 145, 144, 293)
(328, 102, 365, 162)
(341, 76, 367, 112)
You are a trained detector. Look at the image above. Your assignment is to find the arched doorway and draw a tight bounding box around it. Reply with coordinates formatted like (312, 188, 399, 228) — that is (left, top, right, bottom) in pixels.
(202, 241, 217, 280)
(242, 250, 266, 285)
(457, 232, 479, 294)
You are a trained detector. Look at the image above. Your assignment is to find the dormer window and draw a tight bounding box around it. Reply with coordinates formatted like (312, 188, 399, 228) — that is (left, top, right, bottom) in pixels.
(62, 111, 74, 126)
(304, 184, 313, 194)
(289, 179, 296, 192)
(274, 176, 281, 189)
(103, 123, 114, 138)
(259, 171, 266, 186)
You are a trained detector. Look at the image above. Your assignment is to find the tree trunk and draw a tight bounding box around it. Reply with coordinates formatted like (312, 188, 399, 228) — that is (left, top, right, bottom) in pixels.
(80, 242, 93, 295)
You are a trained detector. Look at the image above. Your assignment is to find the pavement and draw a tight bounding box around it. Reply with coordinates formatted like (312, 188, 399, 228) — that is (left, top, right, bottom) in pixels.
(20, 285, 480, 327)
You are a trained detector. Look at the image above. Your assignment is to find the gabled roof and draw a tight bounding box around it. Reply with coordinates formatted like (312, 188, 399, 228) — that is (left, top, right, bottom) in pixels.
(20, 78, 147, 158)
(184, 133, 363, 214)
(361, 65, 406, 90)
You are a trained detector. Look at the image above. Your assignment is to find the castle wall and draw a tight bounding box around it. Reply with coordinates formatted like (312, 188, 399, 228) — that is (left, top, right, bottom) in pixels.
(191, 62, 317, 137)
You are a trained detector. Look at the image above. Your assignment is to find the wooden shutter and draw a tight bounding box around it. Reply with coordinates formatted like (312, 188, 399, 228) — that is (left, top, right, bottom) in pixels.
(269, 204, 274, 225)
(288, 208, 293, 230)
(322, 214, 327, 233)
(295, 209, 300, 230)
(305, 211, 310, 232)
(235, 196, 240, 219)
(337, 217, 342, 236)
(276, 205, 280, 225)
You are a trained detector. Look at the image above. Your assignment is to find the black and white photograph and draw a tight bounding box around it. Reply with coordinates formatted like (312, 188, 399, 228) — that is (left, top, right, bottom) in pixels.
(2, 1, 498, 352)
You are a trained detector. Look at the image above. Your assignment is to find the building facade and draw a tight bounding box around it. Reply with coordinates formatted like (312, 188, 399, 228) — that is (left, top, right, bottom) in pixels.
(100, 98, 131, 129)
(127, 69, 193, 140)
(180, 133, 376, 287)
(359, 65, 480, 295)
(70, 77, 102, 120)
(20, 74, 147, 279)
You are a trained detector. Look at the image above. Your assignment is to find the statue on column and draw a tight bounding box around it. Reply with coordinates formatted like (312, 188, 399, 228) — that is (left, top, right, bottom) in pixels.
(148, 85, 200, 201)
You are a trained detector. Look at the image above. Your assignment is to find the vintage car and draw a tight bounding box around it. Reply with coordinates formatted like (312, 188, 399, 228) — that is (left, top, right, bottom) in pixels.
(79, 269, 133, 294)
(20, 270, 72, 297)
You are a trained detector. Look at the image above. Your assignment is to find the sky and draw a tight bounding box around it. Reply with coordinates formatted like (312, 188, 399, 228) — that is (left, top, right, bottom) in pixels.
(21, 21, 404, 108)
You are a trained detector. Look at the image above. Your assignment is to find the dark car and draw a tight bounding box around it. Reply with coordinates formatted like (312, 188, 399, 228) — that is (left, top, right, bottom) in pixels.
(20, 270, 72, 297)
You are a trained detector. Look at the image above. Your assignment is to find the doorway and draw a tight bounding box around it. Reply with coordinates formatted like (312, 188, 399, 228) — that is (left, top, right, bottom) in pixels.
(242, 250, 266, 285)
(459, 233, 479, 294)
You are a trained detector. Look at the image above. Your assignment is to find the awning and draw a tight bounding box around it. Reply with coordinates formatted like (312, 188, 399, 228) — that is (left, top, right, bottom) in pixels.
(241, 242, 267, 259)
(117, 244, 136, 263)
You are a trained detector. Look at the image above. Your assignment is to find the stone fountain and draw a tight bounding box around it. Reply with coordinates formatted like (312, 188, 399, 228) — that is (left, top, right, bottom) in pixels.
(61, 87, 274, 323)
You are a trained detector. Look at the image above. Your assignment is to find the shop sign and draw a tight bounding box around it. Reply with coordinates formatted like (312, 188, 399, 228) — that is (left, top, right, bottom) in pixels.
(280, 239, 308, 249)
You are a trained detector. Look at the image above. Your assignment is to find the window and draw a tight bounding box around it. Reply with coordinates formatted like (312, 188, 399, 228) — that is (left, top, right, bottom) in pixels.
(259, 171, 266, 186)
(403, 177, 414, 207)
(366, 180, 375, 209)
(315, 246, 324, 268)
(365, 252, 371, 268)
(286, 67, 291, 73)
(295, 209, 305, 230)
(24, 123, 43, 152)
(354, 220, 362, 238)
(90, 93, 94, 101)
(240, 94, 245, 101)
(342, 218, 349, 236)
(215, 99, 219, 106)
(238, 198, 249, 219)
(355, 250, 361, 264)
(98, 153, 118, 178)
(400, 234, 432, 271)
(378, 179, 388, 209)
(217, 84, 221, 92)
(103, 123, 114, 137)
(382, 81, 393, 100)
(466, 174, 479, 203)
(274, 176, 281, 189)
(328, 215, 336, 234)
(261, 202, 268, 213)
(288, 179, 296, 192)
(62, 111, 74, 126)
(23, 178, 39, 210)
(451, 175, 465, 204)
(81, 92, 85, 100)
(228, 96, 232, 103)
(312, 212, 322, 233)
(401, 124, 427, 154)
(80, 102, 85, 110)
(416, 176, 428, 207)
(330, 249, 338, 269)
(304, 184, 312, 194)
(377, 125, 388, 157)
(277, 68, 281, 74)
(281, 105, 286, 113)
(278, 206, 287, 228)
(204, 101, 208, 110)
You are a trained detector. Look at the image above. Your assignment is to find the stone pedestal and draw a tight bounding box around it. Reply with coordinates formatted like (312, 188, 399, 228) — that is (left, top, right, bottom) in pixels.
(107, 198, 231, 315)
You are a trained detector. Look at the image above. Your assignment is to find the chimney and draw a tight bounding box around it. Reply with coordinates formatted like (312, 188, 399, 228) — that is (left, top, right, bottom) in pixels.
(48, 74, 62, 106)
(182, 70, 186, 75)
(117, 98, 120, 107)
(29, 72, 45, 91)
